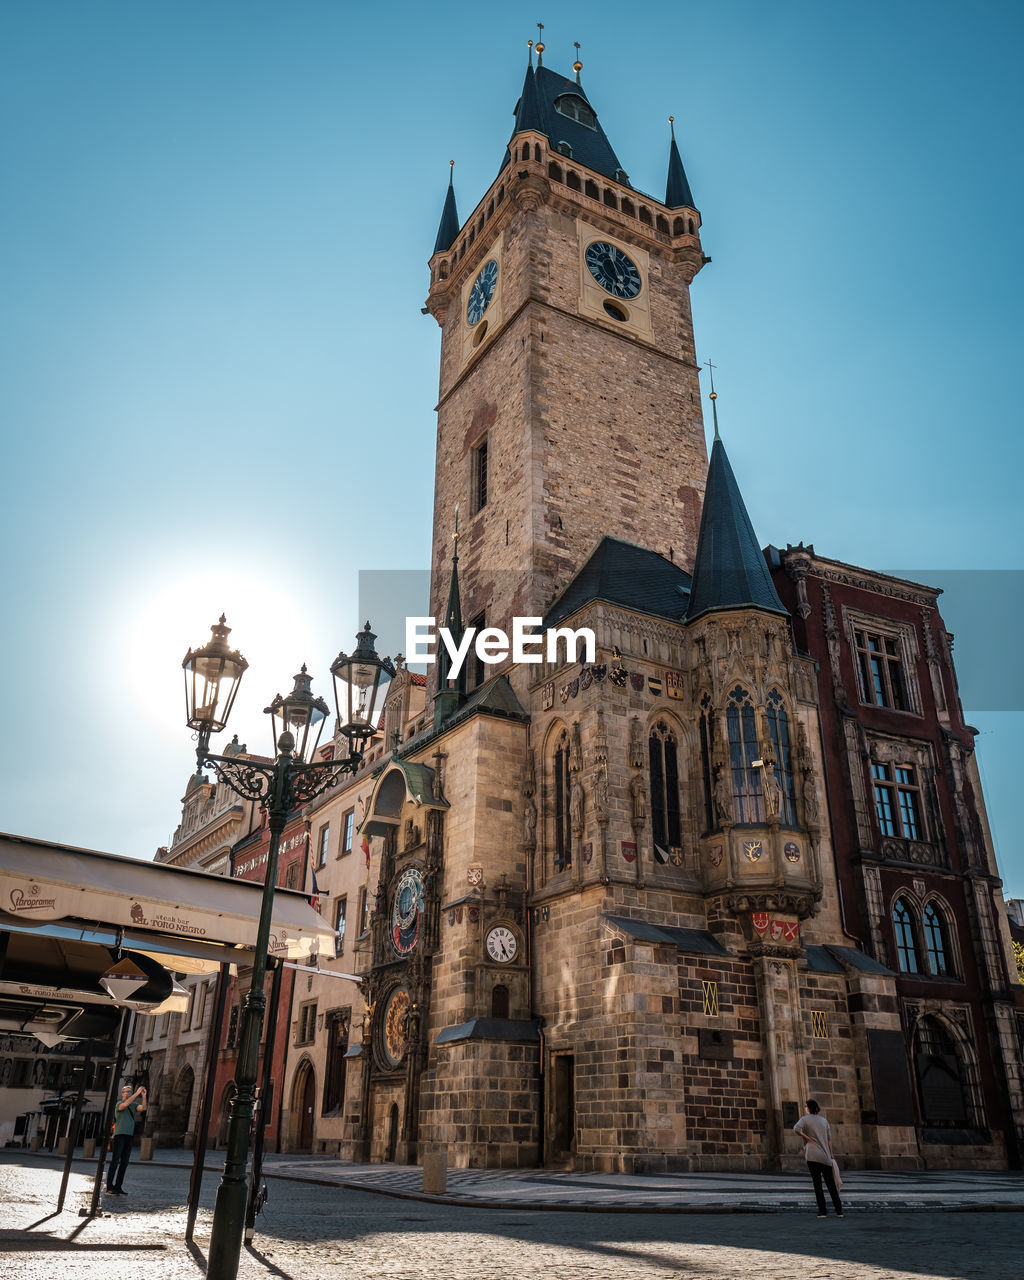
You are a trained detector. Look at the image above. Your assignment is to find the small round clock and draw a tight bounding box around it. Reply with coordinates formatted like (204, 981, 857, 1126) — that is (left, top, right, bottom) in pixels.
(585, 241, 642, 299)
(467, 259, 499, 325)
(485, 924, 518, 963)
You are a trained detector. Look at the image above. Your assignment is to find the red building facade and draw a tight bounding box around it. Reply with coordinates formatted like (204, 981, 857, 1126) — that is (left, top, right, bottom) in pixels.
(771, 544, 1024, 1166)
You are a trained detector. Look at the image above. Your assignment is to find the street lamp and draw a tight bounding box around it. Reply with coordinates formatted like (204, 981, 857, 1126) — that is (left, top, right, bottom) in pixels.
(182, 616, 393, 1280)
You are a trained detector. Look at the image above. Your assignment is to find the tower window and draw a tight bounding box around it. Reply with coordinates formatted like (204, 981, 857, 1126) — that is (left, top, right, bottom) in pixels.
(553, 731, 572, 871)
(554, 94, 597, 129)
(855, 629, 909, 710)
(726, 687, 764, 824)
(923, 902, 952, 975)
(603, 301, 627, 322)
(765, 690, 798, 825)
(555, 141, 572, 158)
(648, 721, 681, 852)
(472, 436, 488, 513)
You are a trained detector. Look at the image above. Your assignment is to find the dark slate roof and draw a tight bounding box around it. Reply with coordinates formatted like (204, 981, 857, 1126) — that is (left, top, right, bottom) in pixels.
(544, 537, 692, 627)
(432, 170, 460, 255)
(805, 945, 845, 973)
(604, 914, 729, 955)
(826, 945, 895, 975)
(665, 135, 696, 209)
(505, 65, 626, 184)
(435, 1018, 541, 1044)
(685, 438, 788, 624)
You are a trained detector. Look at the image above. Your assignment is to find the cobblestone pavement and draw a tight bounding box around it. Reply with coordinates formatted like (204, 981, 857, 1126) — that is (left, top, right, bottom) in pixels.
(3, 1153, 1023, 1280)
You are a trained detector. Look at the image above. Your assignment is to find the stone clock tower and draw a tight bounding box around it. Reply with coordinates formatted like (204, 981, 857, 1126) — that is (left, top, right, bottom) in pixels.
(424, 52, 709, 639)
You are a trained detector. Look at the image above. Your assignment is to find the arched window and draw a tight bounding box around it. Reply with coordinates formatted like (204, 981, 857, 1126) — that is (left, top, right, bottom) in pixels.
(726, 687, 763, 823)
(914, 1016, 970, 1128)
(554, 94, 597, 129)
(765, 690, 798, 825)
(648, 721, 681, 852)
(698, 694, 715, 834)
(923, 902, 952, 976)
(552, 729, 572, 871)
(893, 897, 921, 973)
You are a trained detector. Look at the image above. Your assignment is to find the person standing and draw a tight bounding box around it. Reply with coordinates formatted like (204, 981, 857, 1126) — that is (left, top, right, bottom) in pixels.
(793, 1098, 844, 1218)
(106, 1083, 146, 1197)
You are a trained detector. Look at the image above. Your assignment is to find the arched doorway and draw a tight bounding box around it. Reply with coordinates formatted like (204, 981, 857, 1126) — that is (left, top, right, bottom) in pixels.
(290, 1060, 316, 1152)
(167, 1065, 195, 1145)
(386, 1102, 400, 1162)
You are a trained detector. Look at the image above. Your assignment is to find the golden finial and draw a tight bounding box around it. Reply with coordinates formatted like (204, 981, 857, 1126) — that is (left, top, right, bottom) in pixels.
(704, 360, 720, 441)
(669, 115, 676, 140)
(454, 502, 460, 541)
(527, 38, 534, 68)
(536, 22, 544, 64)
(573, 41, 582, 83)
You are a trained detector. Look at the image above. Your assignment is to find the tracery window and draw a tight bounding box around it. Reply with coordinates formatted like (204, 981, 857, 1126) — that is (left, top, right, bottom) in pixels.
(552, 729, 572, 871)
(914, 1016, 970, 1128)
(893, 896, 921, 973)
(923, 901, 952, 976)
(698, 694, 715, 834)
(726, 687, 763, 823)
(765, 690, 798, 825)
(648, 721, 681, 852)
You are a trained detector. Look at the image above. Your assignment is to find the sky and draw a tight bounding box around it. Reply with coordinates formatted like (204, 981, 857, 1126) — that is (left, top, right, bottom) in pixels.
(1, 1, 1022, 895)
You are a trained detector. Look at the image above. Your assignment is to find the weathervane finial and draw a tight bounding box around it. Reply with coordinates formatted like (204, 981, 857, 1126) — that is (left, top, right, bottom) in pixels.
(573, 41, 582, 83)
(535, 22, 544, 65)
(705, 360, 721, 441)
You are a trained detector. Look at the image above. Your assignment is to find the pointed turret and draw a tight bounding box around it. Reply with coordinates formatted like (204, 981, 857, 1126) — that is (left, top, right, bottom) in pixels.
(434, 515, 466, 725)
(665, 117, 696, 210)
(513, 59, 544, 136)
(432, 162, 460, 255)
(686, 391, 786, 624)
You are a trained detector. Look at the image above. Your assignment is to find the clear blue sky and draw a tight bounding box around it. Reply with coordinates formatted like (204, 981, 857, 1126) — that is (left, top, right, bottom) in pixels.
(2, 2, 1021, 895)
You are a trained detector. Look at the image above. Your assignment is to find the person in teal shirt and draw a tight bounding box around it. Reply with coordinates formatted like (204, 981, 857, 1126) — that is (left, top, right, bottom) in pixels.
(106, 1083, 146, 1196)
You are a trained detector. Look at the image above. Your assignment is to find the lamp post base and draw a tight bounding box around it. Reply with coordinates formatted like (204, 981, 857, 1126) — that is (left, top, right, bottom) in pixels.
(207, 1175, 249, 1280)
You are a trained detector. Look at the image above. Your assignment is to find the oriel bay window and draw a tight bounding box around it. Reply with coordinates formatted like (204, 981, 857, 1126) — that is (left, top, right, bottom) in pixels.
(726, 687, 763, 824)
(648, 721, 681, 852)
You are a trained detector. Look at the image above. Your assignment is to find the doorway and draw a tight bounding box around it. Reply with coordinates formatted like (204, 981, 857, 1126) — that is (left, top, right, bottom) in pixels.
(549, 1053, 575, 1162)
(290, 1060, 316, 1151)
(386, 1102, 400, 1162)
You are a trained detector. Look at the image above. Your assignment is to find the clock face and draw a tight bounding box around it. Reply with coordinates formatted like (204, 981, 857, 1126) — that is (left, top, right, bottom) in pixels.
(585, 241, 642, 299)
(466, 259, 498, 325)
(485, 925, 518, 964)
(381, 986, 410, 1067)
(391, 868, 424, 955)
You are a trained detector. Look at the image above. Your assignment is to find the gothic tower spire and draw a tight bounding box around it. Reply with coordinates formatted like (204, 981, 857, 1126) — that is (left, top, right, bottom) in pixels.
(433, 161, 460, 255)
(665, 116, 696, 210)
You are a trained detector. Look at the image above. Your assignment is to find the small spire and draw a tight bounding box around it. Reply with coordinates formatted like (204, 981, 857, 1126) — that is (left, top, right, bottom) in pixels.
(573, 41, 582, 84)
(527, 38, 534, 68)
(665, 118, 696, 210)
(535, 22, 544, 65)
(705, 360, 721, 441)
(432, 161, 460, 255)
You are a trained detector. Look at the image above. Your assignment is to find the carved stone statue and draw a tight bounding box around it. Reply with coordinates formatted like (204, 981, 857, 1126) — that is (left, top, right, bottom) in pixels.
(630, 771, 646, 823)
(628, 717, 644, 770)
(523, 797, 538, 845)
(594, 766, 609, 823)
(761, 762, 782, 817)
(802, 772, 820, 827)
(713, 764, 733, 825)
(569, 777, 585, 833)
(569, 721, 582, 773)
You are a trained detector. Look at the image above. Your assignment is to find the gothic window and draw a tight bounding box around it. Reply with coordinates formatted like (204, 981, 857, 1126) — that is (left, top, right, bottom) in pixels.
(648, 721, 681, 851)
(554, 94, 597, 129)
(552, 729, 572, 871)
(335, 896, 347, 954)
(566, 170, 581, 191)
(472, 436, 488, 513)
(765, 690, 798, 825)
(585, 178, 599, 200)
(914, 1016, 970, 1128)
(321, 1012, 349, 1115)
(548, 160, 565, 180)
(923, 901, 952, 976)
(854, 628, 909, 710)
(621, 197, 635, 218)
(893, 896, 922, 973)
(698, 695, 715, 834)
(726, 687, 764, 824)
(873, 763, 922, 839)
(491, 984, 510, 1018)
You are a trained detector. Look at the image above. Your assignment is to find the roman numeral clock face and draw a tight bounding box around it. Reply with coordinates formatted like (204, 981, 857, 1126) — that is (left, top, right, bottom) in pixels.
(485, 925, 517, 963)
(585, 241, 642, 299)
(466, 259, 498, 325)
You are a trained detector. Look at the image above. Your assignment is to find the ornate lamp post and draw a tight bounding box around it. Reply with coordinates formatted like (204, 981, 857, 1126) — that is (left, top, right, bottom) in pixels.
(182, 616, 393, 1280)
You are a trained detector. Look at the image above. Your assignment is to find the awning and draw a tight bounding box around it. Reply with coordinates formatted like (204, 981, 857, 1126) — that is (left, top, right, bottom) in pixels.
(0, 832, 335, 962)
